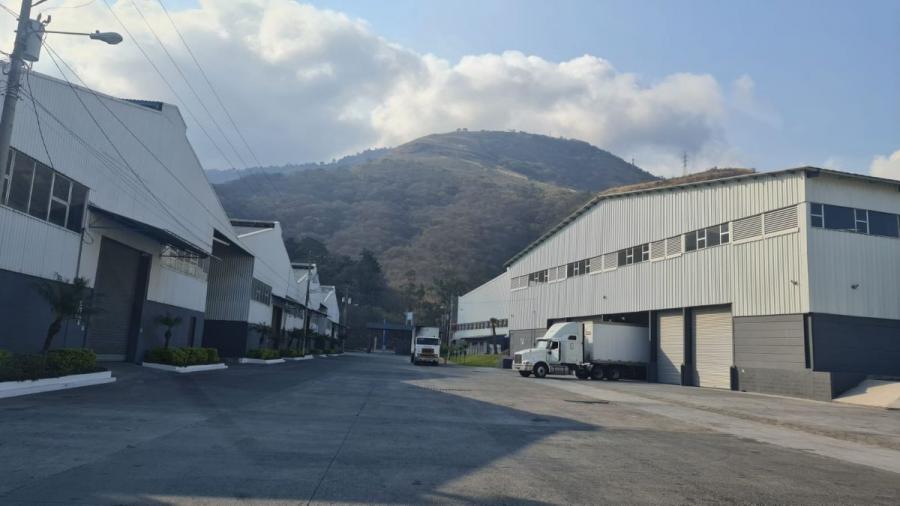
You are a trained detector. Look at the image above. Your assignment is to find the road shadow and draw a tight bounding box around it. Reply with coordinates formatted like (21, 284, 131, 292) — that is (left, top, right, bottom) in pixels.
(0, 354, 597, 504)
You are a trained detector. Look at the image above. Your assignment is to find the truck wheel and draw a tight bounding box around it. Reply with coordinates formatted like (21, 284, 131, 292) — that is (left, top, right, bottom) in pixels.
(590, 365, 605, 380)
(533, 363, 548, 379)
(605, 367, 621, 381)
(574, 368, 590, 380)
(518, 371, 532, 377)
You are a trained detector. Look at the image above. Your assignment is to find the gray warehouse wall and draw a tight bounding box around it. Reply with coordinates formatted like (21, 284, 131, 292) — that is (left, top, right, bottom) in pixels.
(811, 313, 900, 377)
(509, 328, 547, 356)
(733, 314, 807, 370)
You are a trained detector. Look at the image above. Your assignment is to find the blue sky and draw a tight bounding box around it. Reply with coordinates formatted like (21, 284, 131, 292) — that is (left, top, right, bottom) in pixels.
(308, 0, 898, 173)
(26, 0, 897, 176)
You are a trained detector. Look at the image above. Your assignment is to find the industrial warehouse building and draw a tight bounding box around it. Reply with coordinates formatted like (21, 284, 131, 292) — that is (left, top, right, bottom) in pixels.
(452, 271, 510, 354)
(471, 168, 900, 400)
(0, 69, 340, 361)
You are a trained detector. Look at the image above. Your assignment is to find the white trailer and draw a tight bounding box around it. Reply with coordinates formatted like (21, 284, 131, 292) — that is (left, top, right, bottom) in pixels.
(512, 321, 649, 380)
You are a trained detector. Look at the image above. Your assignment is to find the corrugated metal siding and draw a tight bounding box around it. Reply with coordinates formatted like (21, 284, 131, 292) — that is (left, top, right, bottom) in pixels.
(204, 240, 253, 321)
(11, 70, 241, 252)
(806, 175, 900, 321)
(733, 315, 806, 370)
(657, 311, 683, 385)
(693, 306, 733, 389)
(508, 174, 808, 331)
(454, 271, 510, 339)
(0, 205, 80, 280)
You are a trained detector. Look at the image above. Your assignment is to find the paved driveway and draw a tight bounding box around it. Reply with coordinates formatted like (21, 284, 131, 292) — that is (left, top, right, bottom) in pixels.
(1, 353, 898, 505)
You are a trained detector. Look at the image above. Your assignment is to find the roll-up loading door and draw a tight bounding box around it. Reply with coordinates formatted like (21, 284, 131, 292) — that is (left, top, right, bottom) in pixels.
(657, 311, 684, 385)
(694, 306, 734, 389)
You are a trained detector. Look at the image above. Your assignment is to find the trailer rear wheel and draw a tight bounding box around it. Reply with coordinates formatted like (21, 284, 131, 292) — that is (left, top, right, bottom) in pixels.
(533, 363, 548, 379)
(590, 365, 605, 380)
(574, 368, 590, 380)
(605, 366, 621, 381)
(518, 371, 532, 377)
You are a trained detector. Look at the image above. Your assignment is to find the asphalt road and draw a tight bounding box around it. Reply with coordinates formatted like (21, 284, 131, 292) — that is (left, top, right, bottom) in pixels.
(1, 353, 898, 505)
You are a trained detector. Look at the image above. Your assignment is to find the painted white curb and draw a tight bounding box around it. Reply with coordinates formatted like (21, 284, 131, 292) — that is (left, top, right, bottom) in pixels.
(282, 356, 313, 361)
(142, 362, 228, 374)
(0, 370, 115, 399)
(238, 358, 286, 365)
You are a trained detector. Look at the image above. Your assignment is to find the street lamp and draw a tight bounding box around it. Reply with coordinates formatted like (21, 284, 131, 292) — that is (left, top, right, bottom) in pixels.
(0, 1, 122, 183)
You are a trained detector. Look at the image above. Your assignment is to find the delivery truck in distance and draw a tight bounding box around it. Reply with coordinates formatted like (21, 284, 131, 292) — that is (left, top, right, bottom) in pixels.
(512, 321, 649, 380)
(410, 326, 441, 365)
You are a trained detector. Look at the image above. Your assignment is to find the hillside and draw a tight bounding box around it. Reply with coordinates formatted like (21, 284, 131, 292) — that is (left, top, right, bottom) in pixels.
(214, 131, 656, 292)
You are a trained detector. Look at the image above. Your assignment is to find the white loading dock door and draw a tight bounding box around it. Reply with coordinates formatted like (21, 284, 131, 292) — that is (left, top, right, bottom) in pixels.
(693, 307, 734, 389)
(657, 311, 684, 385)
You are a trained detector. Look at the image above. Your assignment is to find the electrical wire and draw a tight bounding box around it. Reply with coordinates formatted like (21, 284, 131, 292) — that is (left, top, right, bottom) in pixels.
(100, 0, 242, 171)
(128, 0, 248, 169)
(24, 67, 56, 170)
(155, 0, 262, 168)
(43, 43, 295, 276)
(43, 46, 214, 247)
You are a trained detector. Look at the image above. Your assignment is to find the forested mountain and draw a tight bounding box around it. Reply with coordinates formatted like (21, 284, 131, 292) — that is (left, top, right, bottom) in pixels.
(213, 130, 656, 322)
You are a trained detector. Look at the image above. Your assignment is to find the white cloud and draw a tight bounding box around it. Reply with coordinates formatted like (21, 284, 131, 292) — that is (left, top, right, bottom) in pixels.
(869, 150, 900, 181)
(1, 0, 758, 176)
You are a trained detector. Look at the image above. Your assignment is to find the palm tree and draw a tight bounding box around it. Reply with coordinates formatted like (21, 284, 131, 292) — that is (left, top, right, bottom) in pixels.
(489, 317, 499, 354)
(154, 313, 183, 349)
(249, 322, 272, 349)
(34, 276, 96, 353)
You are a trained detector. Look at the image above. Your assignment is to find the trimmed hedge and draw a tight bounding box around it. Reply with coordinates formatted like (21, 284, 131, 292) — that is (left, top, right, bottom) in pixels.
(0, 348, 100, 382)
(280, 348, 304, 358)
(144, 347, 221, 367)
(310, 348, 323, 355)
(246, 348, 280, 360)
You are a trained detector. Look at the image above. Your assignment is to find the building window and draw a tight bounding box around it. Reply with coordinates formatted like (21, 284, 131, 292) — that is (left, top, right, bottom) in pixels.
(821, 204, 855, 231)
(685, 231, 697, 251)
(854, 209, 868, 234)
(685, 224, 729, 252)
(1, 149, 88, 233)
(160, 245, 210, 280)
(251, 278, 272, 305)
(869, 211, 900, 238)
(720, 222, 730, 244)
(639, 243, 650, 262)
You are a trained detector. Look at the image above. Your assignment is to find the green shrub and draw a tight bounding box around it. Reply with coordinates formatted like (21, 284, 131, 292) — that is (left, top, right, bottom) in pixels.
(0, 349, 10, 368)
(280, 348, 302, 358)
(311, 348, 323, 355)
(47, 348, 97, 376)
(0, 354, 47, 381)
(145, 346, 221, 366)
(246, 348, 279, 360)
(205, 348, 220, 364)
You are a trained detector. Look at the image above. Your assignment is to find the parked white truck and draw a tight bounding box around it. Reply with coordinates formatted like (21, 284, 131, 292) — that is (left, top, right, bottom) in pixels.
(513, 321, 649, 380)
(410, 326, 441, 365)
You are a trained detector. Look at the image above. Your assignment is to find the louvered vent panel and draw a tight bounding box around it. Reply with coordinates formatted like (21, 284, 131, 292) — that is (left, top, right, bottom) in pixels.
(733, 215, 763, 241)
(764, 206, 798, 234)
(603, 252, 618, 269)
(650, 240, 666, 259)
(666, 237, 682, 256)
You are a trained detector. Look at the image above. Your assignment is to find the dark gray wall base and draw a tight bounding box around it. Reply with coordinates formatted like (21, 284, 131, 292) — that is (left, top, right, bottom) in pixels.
(734, 314, 806, 370)
(736, 367, 866, 401)
(203, 320, 249, 357)
(0, 268, 89, 353)
(810, 313, 900, 377)
(139, 300, 205, 360)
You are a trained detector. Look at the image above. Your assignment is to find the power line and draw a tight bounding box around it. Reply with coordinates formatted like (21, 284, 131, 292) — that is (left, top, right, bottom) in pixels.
(100, 0, 242, 171)
(43, 43, 292, 276)
(43, 46, 214, 247)
(128, 0, 249, 169)
(24, 67, 55, 170)
(156, 0, 262, 168)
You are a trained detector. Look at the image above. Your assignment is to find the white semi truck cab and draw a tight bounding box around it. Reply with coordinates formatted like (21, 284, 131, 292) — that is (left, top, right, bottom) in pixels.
(410, 326, 441, 365)
(512, 321, 649, 380)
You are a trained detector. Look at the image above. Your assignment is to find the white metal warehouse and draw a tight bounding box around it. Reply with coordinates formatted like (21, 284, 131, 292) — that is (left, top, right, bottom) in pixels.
(478, 168, 899, 400)
(452, 271, 510, 354)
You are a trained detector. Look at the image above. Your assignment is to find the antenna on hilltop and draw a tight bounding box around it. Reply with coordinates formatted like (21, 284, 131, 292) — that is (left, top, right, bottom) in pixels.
(682, 151, 688, 176)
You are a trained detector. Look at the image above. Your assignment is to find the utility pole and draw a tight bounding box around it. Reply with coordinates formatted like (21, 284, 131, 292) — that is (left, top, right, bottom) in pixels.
(0, 0, 35, 178)
(0, 1, 121, 177)
(301, 265, 312, 353)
